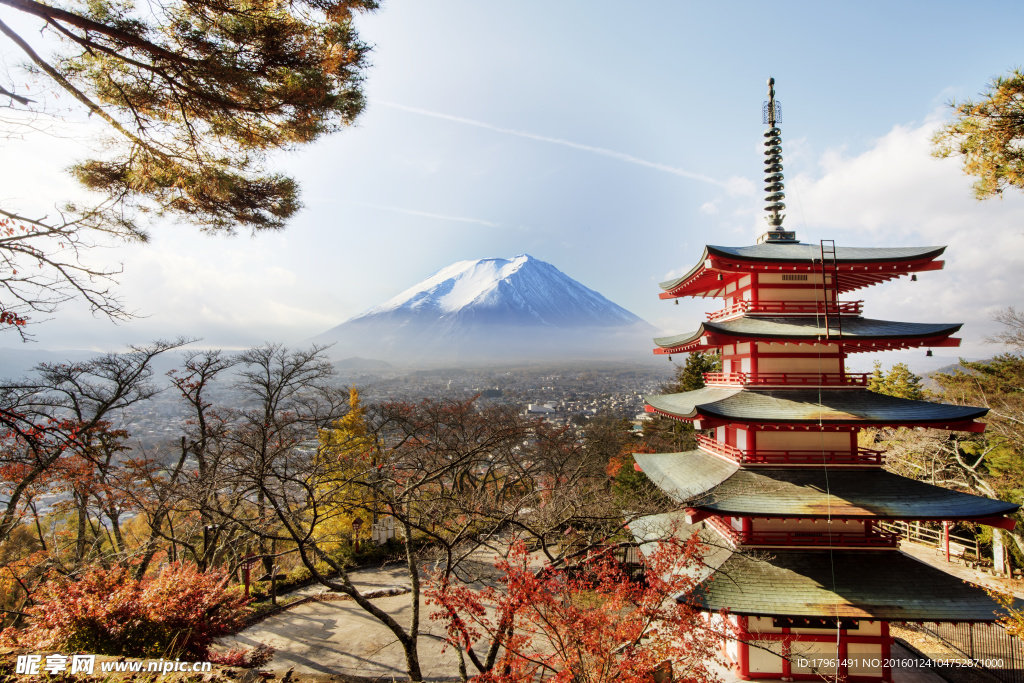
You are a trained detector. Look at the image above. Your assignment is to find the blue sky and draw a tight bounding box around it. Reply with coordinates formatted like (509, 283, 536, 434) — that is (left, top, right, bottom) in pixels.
(3, 0, 1024, 371)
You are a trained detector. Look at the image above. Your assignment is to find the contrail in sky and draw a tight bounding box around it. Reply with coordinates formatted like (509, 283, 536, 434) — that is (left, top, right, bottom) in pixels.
(360, 202, 499, 228)
(374, 100, 729, 189)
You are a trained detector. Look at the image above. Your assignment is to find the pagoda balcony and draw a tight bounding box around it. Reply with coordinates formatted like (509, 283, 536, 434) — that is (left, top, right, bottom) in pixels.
(705, 516, 900, 549)
(706, 300, 864, 321)
(703, 371, 869, 388)
(695, 434, 884, 466)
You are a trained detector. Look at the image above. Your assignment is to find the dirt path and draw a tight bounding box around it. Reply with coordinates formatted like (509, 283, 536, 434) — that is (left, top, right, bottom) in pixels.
(218, 560, 495, 681)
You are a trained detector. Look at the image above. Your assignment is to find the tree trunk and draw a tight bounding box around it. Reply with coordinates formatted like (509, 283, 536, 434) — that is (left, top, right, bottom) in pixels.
(75, 492, 88, 562)
(403, 518, 422, 680)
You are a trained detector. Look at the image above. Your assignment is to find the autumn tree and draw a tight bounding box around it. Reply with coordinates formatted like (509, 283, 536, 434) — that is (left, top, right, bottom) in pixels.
(248, 397, 532, 681)
(86, 344, 348, 582)
(932, 68, 1024, 198)
(0, 211, 131, 338)
(0, 339, 187, 624)
(0, 0, 377, 331)
(406, 404, 677, 680)
(0, 339, 187, 549)
(218, 344, 348, 575)
(316, 386, 381, 549)
(991, 588, 1024, 639)
(134, 349, 244, 577)
(244, 393, 674, 682)
(426, 536, 724, 682)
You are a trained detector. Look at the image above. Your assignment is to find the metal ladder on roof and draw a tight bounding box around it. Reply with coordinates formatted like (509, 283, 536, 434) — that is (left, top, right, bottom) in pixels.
(819, 240, 842, 341)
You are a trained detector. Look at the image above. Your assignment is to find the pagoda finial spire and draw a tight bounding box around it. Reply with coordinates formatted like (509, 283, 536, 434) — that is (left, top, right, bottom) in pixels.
(766, 77, 779, 127)
(758, 77, 797, 244)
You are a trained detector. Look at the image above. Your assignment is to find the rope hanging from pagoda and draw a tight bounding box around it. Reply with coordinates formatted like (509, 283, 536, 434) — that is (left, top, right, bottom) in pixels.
(763, 77, 786, 231)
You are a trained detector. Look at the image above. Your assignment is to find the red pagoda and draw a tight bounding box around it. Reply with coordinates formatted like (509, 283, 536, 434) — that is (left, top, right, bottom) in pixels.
(632, 79, 1018, 682)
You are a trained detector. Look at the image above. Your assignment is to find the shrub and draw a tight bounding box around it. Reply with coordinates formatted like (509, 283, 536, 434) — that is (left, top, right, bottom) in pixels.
(0, 562, 252, 658)
(209, 643, 276, 668)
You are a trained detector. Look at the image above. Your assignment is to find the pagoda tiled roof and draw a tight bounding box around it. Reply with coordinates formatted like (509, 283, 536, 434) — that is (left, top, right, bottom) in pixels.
(644, 387, 987, 426)
(653, 317, 962, 351)
(706, 243, 946, 264)
(630, 512, 1003, 621)
(633, 450, 1019, 520)
(660, 244, 946, 296)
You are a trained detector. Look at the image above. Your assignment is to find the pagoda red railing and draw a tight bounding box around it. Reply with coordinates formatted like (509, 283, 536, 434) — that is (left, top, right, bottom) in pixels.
(696, 434, 884, 466)
(706, 300, 864, 321)
(705, 516, 899, 548)
(703, 371, 869, 387)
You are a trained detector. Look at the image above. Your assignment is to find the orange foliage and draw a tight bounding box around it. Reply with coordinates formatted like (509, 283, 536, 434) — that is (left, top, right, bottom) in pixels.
(606, 442, 656, 478)
(427, 535, 725, 682)
(0, 562, 252, 658)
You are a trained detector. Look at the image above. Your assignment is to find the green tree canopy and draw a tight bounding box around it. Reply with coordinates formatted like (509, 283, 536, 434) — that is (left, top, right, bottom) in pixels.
(662, 351, 722, 394)
(936, 354, 1024, 461)
(867, 361, 924, 400)
(932, 68, 1024, 199)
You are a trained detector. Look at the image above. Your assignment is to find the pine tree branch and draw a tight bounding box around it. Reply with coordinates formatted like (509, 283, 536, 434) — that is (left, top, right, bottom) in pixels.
(0, 18, 164, 156)
(0, 0, 194, 64)
(0, 84, 32, 105)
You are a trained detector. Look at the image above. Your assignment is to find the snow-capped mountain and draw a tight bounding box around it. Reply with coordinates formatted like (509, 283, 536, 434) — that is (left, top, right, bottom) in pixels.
(354, 255, 642, 327)
(311, 255, 654, 365)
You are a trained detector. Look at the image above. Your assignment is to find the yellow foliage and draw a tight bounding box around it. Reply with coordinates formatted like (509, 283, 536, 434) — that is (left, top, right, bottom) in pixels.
(320, 386, 373, 454)
(990, 587, 1024, 638)
(315, 387, 381, 549)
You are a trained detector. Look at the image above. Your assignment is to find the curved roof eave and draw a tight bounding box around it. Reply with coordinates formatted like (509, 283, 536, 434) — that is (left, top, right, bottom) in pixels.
(659, 247, 712, 292)
(634, 450, 1019, 519)
(633, 450, 739, 502)
(652, 318, 963, 350)
(644, 387, 988, 425)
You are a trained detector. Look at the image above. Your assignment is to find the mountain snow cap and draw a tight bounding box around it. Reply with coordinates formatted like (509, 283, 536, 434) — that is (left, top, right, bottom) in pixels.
(353, 254, 576, 319)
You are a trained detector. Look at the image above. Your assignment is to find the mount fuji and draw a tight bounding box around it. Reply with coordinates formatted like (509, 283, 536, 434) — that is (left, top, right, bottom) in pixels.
(311, 255, 655, 365)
